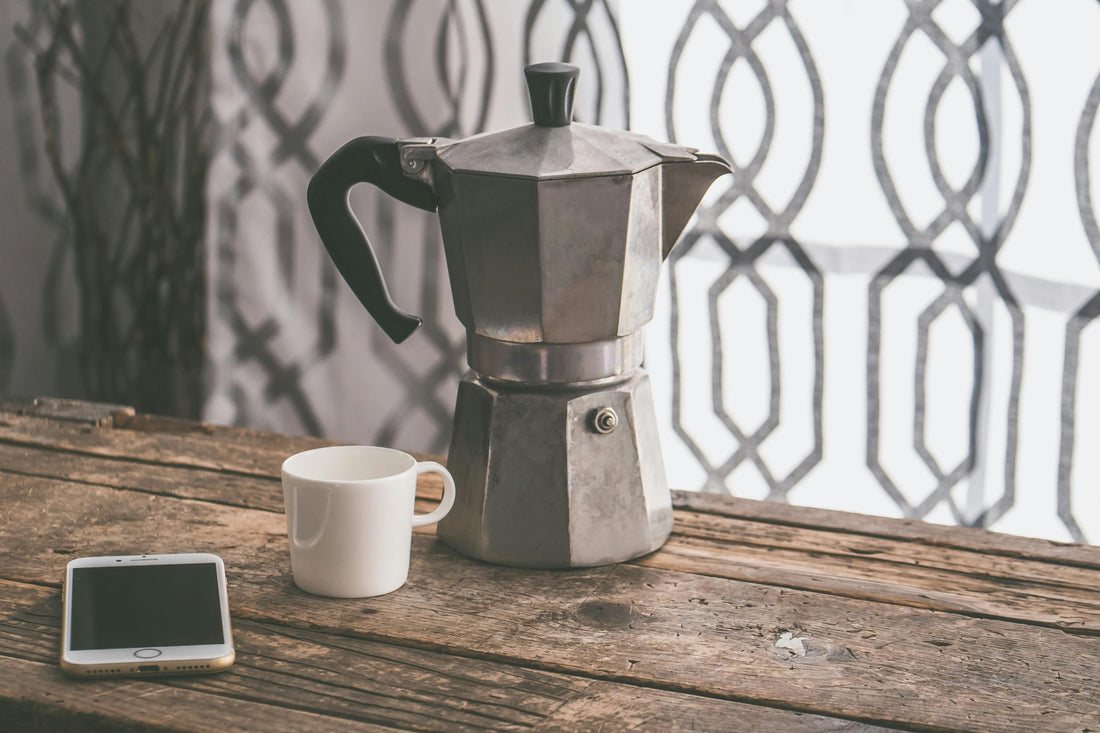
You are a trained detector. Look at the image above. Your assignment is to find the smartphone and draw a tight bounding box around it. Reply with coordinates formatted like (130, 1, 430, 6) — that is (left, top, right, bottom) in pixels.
(61, 553, 235, 677)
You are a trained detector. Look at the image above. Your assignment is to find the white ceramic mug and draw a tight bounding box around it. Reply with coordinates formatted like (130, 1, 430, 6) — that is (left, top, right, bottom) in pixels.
(281, 445, 456, 598)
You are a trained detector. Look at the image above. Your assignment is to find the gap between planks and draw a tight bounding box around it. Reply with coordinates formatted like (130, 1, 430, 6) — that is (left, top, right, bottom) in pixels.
(3, 414, 1097, 575)
(0, 577, 893, 733)
(2, 456, 1100, 638)
(2, 475, 1097, 733)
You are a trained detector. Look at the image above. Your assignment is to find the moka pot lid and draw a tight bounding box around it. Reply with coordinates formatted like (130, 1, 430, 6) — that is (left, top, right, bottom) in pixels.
(432, 62, 701, 181)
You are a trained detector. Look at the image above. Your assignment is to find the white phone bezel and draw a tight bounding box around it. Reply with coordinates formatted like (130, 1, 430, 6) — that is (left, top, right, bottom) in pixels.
(61, 553, 235, 677)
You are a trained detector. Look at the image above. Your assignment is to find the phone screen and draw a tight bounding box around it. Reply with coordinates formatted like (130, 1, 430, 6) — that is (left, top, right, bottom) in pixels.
(69, 563, 225, 650)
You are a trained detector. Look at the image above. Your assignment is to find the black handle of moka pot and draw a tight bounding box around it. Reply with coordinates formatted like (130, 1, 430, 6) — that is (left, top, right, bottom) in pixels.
(306, 136, 437, 344)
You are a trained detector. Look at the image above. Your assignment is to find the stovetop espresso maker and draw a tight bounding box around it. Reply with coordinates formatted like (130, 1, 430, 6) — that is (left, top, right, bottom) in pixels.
(308, 63, 730, 567)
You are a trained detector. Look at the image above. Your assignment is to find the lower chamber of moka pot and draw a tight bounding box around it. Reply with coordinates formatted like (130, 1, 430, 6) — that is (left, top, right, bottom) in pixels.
(437, 368, 674, 568)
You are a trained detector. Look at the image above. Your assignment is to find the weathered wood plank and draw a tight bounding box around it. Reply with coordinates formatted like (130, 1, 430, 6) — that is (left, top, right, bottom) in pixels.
(0, 655, 403, 733)
(1, 473, 1097, 732)
(637, 534, 1100, 632)
(0, 397, 134, 426)
(0, 412, 319, 478)
(3, 408, 1098, 573)
(671, 510, 1100, 590)
(0, 579, 887, 732)
(0, 440, 445, 515)
(532, 687, 880, 733)
(1, 581, 573, 732)
(675, 492, 1100, 569)
(0, 578, 394, 732)
(3, 443, 1099, 636)
(3, 441, 1100, 638)
(0, 442, 286, 511)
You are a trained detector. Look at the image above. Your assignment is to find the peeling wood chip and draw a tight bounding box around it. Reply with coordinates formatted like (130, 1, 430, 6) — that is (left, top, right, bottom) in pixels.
(775, 632, 806, 657)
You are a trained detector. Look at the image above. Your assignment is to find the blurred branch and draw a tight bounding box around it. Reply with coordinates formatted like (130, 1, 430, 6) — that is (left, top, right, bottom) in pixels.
(17, 0, 212, 417)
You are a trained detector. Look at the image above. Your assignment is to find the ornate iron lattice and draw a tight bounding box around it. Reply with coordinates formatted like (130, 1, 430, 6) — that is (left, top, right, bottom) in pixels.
(1062, 49, 1100, 543)
(523, 0, 629, 127)
(385, 0, 494, 138)
(208, 0, 496, 452)
(371, 0, 493, 450)
(664, 0, 825, 499)
(869, 0, 1029, 527)
(196, 0, 1098, 541)
(13, 0, 1098, 541)
(211, 0, 347, 435)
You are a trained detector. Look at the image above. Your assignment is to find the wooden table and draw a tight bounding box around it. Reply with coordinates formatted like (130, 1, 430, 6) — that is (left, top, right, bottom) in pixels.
(1, 398, 1098, 732)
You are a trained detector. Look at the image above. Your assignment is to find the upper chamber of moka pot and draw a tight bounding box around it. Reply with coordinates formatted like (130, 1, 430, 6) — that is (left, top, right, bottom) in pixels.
(395, 63, 731, 385)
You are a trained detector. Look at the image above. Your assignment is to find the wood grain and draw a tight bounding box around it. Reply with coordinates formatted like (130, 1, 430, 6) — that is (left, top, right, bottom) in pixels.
(4, 406, 1098, 569)
(1, 470, 1098, 732)
(0, 579, 884, 732)
(674, 492, 1100, 570)
(0, 656, 396, 733)
(0, 397, 134, 426)
(642, 516, 1100, 632)
(3, 437, 1099, 636)
(0, 441, 285, 511)
(0, 412, 322, 478)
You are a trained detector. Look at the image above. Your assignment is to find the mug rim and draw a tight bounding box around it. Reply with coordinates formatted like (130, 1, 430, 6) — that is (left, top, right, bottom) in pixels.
(281, 445, 417, 484)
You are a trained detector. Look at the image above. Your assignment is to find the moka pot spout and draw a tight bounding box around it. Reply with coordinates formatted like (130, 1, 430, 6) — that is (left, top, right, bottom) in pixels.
(660, 152, 732, 260)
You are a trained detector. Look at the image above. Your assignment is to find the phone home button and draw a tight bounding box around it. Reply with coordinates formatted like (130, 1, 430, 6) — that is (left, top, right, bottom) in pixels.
(134, 648, 161, 659)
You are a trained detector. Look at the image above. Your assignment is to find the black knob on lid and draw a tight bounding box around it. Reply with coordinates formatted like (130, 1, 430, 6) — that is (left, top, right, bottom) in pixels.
(525, 62, 579, 127)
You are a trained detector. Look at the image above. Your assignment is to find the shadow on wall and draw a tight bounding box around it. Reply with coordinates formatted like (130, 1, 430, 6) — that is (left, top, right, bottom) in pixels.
(4, 0, 209, 418)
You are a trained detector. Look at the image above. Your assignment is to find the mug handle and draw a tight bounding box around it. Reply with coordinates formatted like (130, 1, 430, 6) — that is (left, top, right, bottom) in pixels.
(411, 462, 456, 527)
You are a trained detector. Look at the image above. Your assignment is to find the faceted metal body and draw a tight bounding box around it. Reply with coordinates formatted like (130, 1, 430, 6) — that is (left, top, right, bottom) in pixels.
(395, 128, 728, 568)
(309, 65, 729, 569)
(440, 370, 673, 568)
(403, 128, 729, 348)
(434, 165, 657, 344)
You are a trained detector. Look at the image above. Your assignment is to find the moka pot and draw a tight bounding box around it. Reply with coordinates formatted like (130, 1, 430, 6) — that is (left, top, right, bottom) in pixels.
(308, 63, 730, 567)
